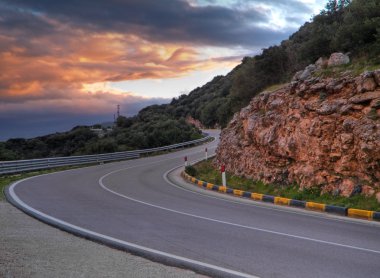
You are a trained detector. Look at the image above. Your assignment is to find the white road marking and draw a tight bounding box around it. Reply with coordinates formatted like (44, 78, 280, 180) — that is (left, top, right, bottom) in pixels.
(7, 136, 380, 278)
(100, 168, 380, 255)
(163, 163, 380, 228)
(8, 179, 259, 278)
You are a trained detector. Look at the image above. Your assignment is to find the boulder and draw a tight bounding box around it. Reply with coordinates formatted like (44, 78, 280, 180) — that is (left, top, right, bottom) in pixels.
(328, 52, 350, 67)
(293, 64, 317, 81)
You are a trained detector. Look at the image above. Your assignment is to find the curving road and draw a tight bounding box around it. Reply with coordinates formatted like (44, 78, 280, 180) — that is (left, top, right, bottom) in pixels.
(6, 130, 380, 278)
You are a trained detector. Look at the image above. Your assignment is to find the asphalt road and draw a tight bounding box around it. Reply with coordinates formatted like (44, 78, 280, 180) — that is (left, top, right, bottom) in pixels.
(7, 130, 380, 278)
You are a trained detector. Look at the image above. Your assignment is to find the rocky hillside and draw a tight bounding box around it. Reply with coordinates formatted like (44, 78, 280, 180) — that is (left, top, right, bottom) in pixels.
(216, 56, 380, 198)
(166, 0, 380, 129)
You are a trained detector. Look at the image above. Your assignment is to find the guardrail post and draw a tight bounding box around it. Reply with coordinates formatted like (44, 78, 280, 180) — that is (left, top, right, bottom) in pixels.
(205, 147, 208, 161)
(221, 165, 226, 186)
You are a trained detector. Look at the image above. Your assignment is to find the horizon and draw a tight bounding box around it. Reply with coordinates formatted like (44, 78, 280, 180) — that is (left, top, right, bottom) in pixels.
(0, 0, 326, 141)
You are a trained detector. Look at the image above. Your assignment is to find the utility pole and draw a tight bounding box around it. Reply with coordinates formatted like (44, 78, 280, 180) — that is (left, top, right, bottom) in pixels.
(117, 104, 120, 118)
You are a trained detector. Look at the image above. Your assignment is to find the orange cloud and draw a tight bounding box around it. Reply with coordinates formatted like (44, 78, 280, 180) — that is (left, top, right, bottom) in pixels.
(0, 27, 238, 107)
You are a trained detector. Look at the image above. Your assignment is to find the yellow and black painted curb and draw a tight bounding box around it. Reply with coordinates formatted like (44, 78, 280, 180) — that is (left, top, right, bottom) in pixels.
(181, 172, 380, 222)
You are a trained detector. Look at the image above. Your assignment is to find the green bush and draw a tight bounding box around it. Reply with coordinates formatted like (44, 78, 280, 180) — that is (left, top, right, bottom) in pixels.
(185, 165, 197, 177)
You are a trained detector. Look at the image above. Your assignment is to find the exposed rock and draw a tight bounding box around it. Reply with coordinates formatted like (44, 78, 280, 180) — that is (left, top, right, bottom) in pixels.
(315, 57, 328, 69)
(356, 73, 377, 93)
(370, 98, 380, 109)
(185, 116, 205, 129)
(293, 64, 317, 81)
(373, 70, 380, 86)
(216, 69, 380, 197)
(292, 70, 304, 82)
(309, 82, 326, 92)
(349, 91, 380, 104)
(328, 52, 350, 67)
(362, 185, 375, 197)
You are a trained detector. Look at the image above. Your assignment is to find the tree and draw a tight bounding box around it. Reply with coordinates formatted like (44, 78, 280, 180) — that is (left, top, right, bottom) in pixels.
(324, 0, 351, 15)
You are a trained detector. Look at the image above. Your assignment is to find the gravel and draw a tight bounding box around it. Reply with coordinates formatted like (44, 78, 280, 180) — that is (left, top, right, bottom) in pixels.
(0, 201, 206, 278)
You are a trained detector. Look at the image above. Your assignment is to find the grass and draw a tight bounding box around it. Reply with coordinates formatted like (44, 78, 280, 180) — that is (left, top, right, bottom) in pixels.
(313, 59, 380, 79)
(263, 83, 288, 93)
(190, 160, 380, 212)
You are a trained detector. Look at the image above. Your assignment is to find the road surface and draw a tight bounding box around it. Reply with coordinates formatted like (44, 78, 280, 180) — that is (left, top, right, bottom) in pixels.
(6, 130, 380, 277)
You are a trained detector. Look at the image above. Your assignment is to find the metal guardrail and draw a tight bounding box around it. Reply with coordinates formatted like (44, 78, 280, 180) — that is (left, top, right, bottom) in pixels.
(0, 136, 211, 175)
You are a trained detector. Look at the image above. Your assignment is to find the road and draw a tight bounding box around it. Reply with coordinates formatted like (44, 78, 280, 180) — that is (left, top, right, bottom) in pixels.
(6, 130, 380, 278)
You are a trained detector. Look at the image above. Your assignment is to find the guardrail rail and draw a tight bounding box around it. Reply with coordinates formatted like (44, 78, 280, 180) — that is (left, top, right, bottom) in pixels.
(0, 135, 211, 175)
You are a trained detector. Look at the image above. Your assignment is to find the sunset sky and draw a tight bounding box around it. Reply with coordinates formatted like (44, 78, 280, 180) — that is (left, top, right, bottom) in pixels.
(0, 0, 326, 140)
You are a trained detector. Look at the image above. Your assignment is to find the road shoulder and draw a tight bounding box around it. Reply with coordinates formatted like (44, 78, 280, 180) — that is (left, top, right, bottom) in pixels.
(0, 201, 204, 278)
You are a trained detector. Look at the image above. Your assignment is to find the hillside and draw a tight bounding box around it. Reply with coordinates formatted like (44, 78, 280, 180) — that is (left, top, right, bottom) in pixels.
(149, 0, 380, 128)
(0, 112, 202, 160)
(1, 0, 379, 161)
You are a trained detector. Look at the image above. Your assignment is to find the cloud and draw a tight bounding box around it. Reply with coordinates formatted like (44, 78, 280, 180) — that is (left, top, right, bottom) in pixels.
(0, 0, 323, 140)
(0, 0, 308, 48)
(0, 18, 237, 101)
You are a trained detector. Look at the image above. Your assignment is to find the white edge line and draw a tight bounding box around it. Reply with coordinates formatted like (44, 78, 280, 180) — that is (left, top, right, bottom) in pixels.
(99, 164, 380, 256)
(166, 157, 380, 228)
(7, 136, 380, 278)
(8, 179, 259, 278)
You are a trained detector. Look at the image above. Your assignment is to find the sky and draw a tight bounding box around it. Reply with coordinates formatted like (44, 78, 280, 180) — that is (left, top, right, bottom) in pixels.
(0, 0, 326, 140)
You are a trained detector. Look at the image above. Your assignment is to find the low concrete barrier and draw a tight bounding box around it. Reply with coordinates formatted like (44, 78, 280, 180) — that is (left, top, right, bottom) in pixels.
(325, 205, 347, 216)
(347, 208, 374, 220)
(306, 202, 326, 212)
(182, 172, 380, 222)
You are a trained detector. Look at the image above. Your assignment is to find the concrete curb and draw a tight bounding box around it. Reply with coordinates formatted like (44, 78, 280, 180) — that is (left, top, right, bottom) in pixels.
(182, 172, 380, 222)
(5, 178, 255, 278)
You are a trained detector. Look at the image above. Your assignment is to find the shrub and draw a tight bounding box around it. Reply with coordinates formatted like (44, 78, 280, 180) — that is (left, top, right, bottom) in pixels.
(185, 165, 197, 177)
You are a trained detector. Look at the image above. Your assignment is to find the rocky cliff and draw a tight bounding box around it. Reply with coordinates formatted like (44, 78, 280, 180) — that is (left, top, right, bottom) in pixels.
(216, 65, 380, 198)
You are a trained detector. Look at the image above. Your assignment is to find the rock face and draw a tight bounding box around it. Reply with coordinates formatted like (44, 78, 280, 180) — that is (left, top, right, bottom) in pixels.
(216, 69, 380, 197)
(186, 116, 205, 129)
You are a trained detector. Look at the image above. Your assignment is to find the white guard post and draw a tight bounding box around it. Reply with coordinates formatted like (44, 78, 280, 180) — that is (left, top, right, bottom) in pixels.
(221, 165, 226, 187)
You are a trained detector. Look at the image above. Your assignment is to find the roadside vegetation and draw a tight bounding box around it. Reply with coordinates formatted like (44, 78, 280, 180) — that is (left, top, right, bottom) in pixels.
(188, 160, 380, 211)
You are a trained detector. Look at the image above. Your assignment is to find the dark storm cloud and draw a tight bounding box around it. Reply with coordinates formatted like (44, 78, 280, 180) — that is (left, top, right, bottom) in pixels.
(0, 0, 302, 47)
